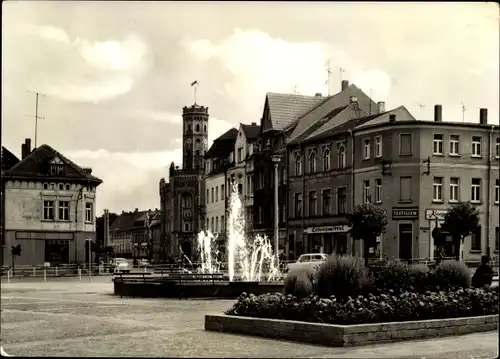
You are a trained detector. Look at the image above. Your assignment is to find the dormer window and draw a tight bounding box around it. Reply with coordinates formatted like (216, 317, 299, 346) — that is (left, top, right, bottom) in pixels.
(49, 157, 65, 177)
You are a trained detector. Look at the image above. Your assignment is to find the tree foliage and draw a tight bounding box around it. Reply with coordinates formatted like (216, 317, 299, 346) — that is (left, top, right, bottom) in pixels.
(11, 244, 21, 257)
(442, 201, 479, 242)
(347, 204, 389, 241)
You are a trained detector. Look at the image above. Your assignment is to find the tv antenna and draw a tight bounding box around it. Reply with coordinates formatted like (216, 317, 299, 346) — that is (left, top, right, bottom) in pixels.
(325, 60, 332, 96)
(26, 90, 46, 148)
(461, 102, 466, 122)
(292, 84, 299, 95)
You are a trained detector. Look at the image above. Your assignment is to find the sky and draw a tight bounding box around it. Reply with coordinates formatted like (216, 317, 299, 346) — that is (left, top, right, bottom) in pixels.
(2, 1, 499, 215)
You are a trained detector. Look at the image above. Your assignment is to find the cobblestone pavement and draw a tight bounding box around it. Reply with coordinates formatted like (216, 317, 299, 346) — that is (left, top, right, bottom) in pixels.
(1, 278, 498, 358)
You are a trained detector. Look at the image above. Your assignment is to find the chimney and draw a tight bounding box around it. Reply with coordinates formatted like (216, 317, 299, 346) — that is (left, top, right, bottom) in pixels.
(389, 114, 396, 122)
(434, 105, 442, 122)
(251, 122, 257, 126)
(25, 138, 31, 154)
(341, 80, 349, 91)
(135, 208, 138, 213)
(377, 101, 386, 114)
(349, 96, 358, 103)
(21, 143, 27, 159)
(479, 108, 488, 125)
(315, 93, 322, 97)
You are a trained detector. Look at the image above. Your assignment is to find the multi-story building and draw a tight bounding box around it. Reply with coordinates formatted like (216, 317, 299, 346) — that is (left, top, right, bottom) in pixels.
(228, 122, 260, 233)
(2, 138, 102, 265)
(204, 128, 238, 244)
(352, 105, 499, 263)
(159, 104, 209, 259)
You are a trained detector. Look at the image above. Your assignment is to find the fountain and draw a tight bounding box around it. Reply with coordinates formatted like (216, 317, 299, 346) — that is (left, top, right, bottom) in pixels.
(197, 181, 282, 282)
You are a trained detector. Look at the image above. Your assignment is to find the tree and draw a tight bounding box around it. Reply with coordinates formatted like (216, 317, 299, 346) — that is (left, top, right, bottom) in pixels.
(11, 244, 21, 276)
(441, 201, 480, 261)
(347, 204, 388, 265)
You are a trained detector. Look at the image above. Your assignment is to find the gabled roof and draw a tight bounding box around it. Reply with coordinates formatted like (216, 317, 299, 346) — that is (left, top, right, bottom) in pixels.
(2, 144, 102, 184)
(1, 146, 20, 172)
(288, 84, 377, 142)
(265, 93, 325, 132)
(354, 106, 417, 130)
(205, 128, 238, 159)
(241, 124, 260, 140)
(110, 209, 160, 232)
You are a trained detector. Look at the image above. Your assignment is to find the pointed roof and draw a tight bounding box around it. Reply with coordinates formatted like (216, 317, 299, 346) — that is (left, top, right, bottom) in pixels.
(354, 106, 417, 129)
(240, 123, 260, 140)
(288, 84, 377, 142)
(110, 209, 158, 232)
(264, 93, 326, 132)
(1, 146, 20, 172)
(2, 144, 102, 184)
(205, 128, 238, 158)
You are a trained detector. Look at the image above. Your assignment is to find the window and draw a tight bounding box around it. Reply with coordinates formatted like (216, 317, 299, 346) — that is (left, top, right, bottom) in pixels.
(258, 206, 263, 224)
(65, 184, 70, 190)
(211, 217, 214, 230)
(449, 135, 460, 155)
(399, 134, 412, 155)
(215, 186, 219, 202)
(58, 183, 64, 190)
(182, 193, 192, 208)
(221, 184, 225, 200)
(280, 203, 286, 222)
(337, 142, 346, 168)
(215, 216, 219, 232)
(363, 180, 371, 203)
(221, 215, 225, 232)
(43, 200, 55, 220)
(237, 147, 243, 162)
(433, 177, 443, 202)
(375, 179, 382, 203)
(294, 193, 303, 217)
(471, 226, 481, 251)
(363, 139, 371, 159)
(206, 218, 209, 229)
(471, 178, 481, 202)
(496, 138, 499, 159)
(308, 191, 317, 216)
(50, 164, 65, 176)
(43, 183, 48, 190)
(206, 189, 209, 204)
(496, 227, 499, 251)
(211, 187, 214, 203)
(400, 176, 412, 202)
(85, 202, 93, 222)
(58, 201, 69, 221)
(322, 189, 332, 216)
(337, 187, 347, 214)
(295, 153, 302, 176)
(309, 151, 316, 173)
(238, 183, 243, 194)
(472, 136, 482, 157)
(433, 134, 444, 155)
(374, 136, 382, 158)
(449, 177, 459, 202)
(495, 179, 499, 204)
(323, 149, 330, 171)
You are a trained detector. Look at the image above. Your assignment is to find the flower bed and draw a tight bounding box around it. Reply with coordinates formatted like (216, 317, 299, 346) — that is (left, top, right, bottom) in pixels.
(226, 287, 499, 325)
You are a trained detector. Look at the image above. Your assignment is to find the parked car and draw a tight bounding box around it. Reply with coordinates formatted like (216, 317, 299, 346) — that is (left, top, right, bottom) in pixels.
(139, 259, 150, 267)
(113, 258, 131, 273)
(286, 253, 327, 273)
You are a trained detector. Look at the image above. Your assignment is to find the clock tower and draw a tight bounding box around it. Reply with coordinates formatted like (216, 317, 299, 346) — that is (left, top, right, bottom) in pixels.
(182, 104, 209, 170)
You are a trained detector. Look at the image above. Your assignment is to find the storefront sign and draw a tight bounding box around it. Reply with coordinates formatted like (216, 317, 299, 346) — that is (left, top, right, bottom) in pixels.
(304, 225, 350, 234)
(391, 207, 419, 219)
(425, 209, 448, 221)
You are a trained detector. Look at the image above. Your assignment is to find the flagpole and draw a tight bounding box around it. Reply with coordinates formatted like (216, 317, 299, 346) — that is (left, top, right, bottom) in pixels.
(194, 85, 197, 105)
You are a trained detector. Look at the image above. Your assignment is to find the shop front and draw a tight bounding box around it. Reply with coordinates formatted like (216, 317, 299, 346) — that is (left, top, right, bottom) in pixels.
(303, 225, 351, 255)
(392, 207, 419, 262)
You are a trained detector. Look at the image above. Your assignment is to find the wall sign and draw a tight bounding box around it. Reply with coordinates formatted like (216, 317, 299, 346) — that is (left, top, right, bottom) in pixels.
(304, 225, 350, 234)
(391, 207, 419, 219)
(425, 209, 448, 221)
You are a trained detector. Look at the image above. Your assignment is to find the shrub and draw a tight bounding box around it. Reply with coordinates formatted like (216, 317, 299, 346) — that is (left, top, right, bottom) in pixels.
(430, 260, 471, 291)
(408, 264, 431, 292)
(369, 259, 411, 294)
(314, 255, 372, 299)
(284, 269, 314, 297)
(226, 287, 498, 325)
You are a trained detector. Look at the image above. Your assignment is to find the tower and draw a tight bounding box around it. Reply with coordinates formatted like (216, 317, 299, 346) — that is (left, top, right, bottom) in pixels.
(182, 104, 209, 170)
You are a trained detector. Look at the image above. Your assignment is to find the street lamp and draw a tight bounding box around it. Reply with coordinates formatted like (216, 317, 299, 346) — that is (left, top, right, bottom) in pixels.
(271, 155, 282, 260)
(85, 238, 93, 282)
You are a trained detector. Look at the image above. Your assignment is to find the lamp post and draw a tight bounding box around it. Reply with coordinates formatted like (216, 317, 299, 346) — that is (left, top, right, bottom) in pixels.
(271, 155, 282, 259)
(85, 238, 92, 282)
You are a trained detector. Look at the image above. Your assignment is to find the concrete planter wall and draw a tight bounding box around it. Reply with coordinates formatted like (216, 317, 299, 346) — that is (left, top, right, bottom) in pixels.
(205, 314, 499, 347)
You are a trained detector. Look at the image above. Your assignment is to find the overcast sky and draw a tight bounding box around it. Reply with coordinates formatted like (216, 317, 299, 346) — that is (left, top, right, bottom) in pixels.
(2, 2, 498, 215)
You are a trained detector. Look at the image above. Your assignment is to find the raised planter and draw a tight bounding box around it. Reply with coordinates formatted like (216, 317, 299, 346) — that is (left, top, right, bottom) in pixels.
(205, 314, 499, 347)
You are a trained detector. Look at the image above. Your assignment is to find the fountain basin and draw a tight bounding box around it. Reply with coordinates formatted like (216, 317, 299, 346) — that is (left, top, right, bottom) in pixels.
(113, 275, 284, 299)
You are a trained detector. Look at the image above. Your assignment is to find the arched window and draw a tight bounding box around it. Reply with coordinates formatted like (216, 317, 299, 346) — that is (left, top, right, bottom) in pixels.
(188, 124, 192, 132)
(323, 149, 330, 171)
(337, 144, 346, 168)
(195, 150, 200, 156)
(196, 124, 200, 132)
(181, 193, 192, 208)
(204, 125, 207, 132)
(309, 151, 316, 173)
(295, 154, 302, 176)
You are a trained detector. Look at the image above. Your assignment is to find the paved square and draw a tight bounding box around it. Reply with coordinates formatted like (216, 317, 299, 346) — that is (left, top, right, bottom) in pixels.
(1, 277, 498, 358)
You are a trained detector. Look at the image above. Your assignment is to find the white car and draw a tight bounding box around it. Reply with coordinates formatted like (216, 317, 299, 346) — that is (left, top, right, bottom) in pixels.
(113, 258, 131, 273)
(287, 253, 327, 274)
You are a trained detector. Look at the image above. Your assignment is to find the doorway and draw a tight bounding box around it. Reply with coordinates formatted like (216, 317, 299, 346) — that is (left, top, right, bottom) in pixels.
(181, 241, 192, 259)
(398, 223, 413, 261)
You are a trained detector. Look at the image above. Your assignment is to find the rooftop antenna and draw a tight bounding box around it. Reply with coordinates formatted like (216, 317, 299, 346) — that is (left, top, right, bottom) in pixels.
(339, 67, 346, 92)
(369, 89, 373, 114)
(461, 102, 466, 122)
(26, 90, 46, 148)
(325, 60, 332, 96)
(292, 84, 299, 95)
(190, 80, 198, 105)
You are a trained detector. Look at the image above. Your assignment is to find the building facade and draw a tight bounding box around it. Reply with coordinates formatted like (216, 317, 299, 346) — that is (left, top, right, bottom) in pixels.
(2, 139, 102, 266)
(159, 104, 209, 260)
